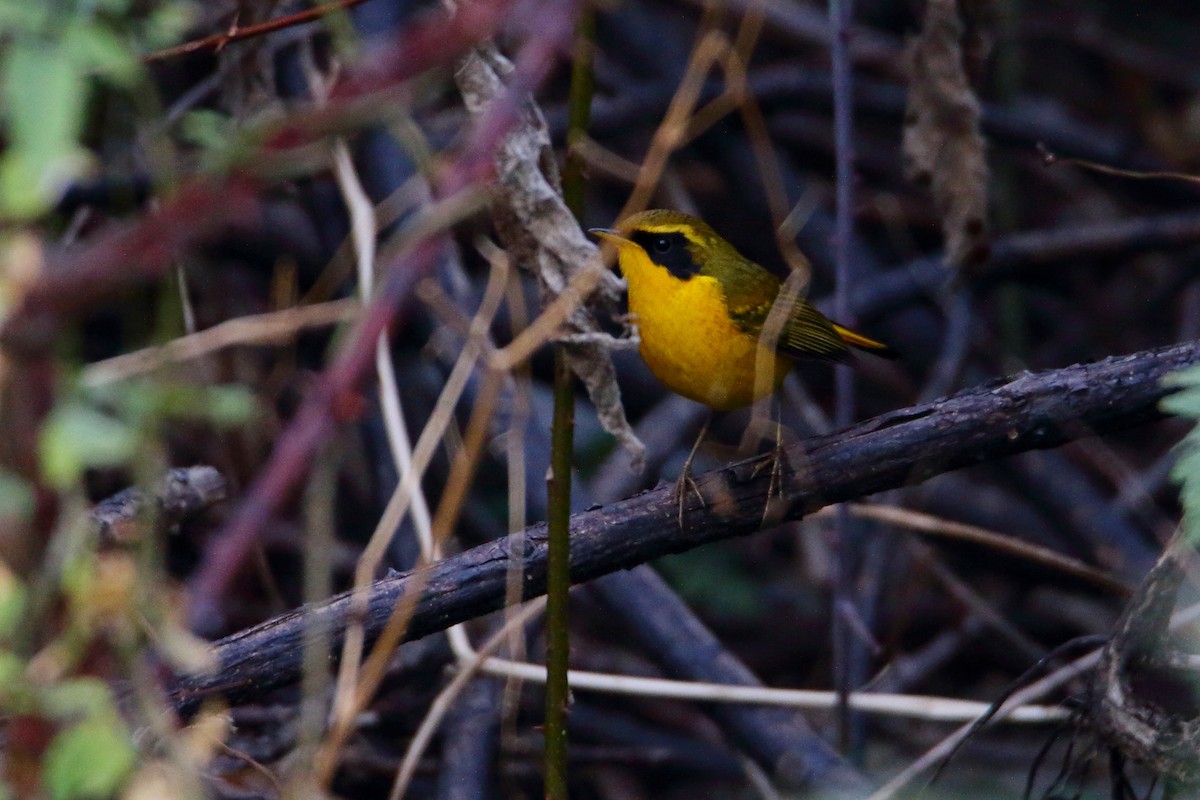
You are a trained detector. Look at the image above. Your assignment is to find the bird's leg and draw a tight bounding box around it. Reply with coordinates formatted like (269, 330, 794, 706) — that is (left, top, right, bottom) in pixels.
(675, 413, 711, 529)
(749, 400, 779, 481)
(751, 403, 788, 524)
(765, 415, 787, 521)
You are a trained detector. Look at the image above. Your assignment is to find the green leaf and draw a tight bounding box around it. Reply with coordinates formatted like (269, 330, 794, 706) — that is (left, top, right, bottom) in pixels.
(0, 42, 91, 216)
(0, 650, 30, 711)
(202, 385, 257, 427)
(0, 147, 91, 219)
(1173, 433, 1200, 545)
(92, 380, 153, 420)
(91, 380, 257, 427)
(1165, 367, 1200, 544)
(64, 24, 140, 87)
(44, 716, 135, 800)
(1165, 364, 1200, 385)
(0, 469, 33, 521)
(39, 404, 140, 489)
(41, 678, 117, 721)
(2, 40, 86, 159)
(1161, 389, 1200, 419)
(0, 4, 52, 33)
(142, 2, 195, 49)
(0, 561, 26, 642)
(1162, 366, 1200, 418)
(178, 109, 232, 152)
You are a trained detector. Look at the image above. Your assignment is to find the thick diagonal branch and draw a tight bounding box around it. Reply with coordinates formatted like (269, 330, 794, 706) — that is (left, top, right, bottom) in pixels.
(171, 340, 1199, 711)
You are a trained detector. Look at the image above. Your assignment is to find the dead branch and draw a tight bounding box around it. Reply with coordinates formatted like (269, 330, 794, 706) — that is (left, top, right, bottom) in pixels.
(1091, 528, 1200, 788)
(588, 566, 874, 795)
(92, 466, 226, 545)
(170, 340, 1200, 714)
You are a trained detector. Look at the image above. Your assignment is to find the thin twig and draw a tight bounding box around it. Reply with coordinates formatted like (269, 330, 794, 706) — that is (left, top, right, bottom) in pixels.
(144, 0, 370, 63)
(333, 138, 435, 549)
(388, 600, 547, 800)
(1039, 142, 1200, 185)
(81, 299, 358, 387)
(472, 655, 1069, 723)
(868, 600, 1200, 799)
(327, 134, 478, 774)
(812, 503, 1132, 596)
(318, 260, 510, 783)
(829, 0, 861, 757)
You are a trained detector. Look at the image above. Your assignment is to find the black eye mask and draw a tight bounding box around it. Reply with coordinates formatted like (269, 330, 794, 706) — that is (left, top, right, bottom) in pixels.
(629, 230, 700, 279)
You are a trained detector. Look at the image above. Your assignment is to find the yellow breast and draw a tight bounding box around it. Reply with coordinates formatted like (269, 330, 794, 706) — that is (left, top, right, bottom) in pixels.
(618, 246, 791, 411)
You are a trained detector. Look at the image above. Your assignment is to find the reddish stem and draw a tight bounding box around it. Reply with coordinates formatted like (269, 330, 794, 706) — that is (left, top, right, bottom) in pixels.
(143, 0, 371, 63)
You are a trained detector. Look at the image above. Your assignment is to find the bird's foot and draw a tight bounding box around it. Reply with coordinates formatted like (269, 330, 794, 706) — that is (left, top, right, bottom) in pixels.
(674, 414, 712, 529)
(673, 464, 707, 529)
(752, 424, 788, 525)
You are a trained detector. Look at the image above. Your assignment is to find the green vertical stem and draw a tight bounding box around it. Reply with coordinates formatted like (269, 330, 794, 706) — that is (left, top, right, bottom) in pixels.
(543, 349, 574, 800)
(561, 8, 594, 216)
(992, 0, 1026, 366)
(545, 6, 594, 799)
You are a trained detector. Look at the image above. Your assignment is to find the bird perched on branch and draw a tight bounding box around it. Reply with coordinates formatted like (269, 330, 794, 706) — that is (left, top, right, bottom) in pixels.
(590, 209, 897, 521)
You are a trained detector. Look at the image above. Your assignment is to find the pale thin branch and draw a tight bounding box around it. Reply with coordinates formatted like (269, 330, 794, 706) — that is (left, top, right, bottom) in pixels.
(326, 139, 448, 762)
(740, 754, 784, 800)
(619, 30, 730, 218)
(333, 138, 437, 553)
(811, 503, 1132, 595)
(317, 251, 510, 783)
(387, 600, 546, 800)
(80, 300, 358, 387)
(868, 601, 1200, 799)
(311, 50, 511, 776)
(469, 653, 1069, 724)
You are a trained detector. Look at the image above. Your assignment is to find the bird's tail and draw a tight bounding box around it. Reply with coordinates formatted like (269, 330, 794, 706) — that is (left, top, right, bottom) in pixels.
(832, 324, 900, 360)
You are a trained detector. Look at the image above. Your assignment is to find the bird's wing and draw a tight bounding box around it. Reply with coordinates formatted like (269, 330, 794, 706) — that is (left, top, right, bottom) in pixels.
(777, 301, 853, 363)
(722, 270, 851, 364)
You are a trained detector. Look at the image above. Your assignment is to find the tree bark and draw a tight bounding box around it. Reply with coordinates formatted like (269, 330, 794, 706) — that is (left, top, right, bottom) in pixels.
(170, 340, 1200, 712)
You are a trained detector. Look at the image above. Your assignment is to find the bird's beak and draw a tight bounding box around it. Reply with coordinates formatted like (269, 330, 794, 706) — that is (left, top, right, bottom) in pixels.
(587, 227, 627, 245)
(587, 229, 628, 272)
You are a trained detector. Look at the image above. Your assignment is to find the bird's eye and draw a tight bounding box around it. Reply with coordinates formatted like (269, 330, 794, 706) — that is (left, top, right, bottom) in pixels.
(653, 236, 672, 253)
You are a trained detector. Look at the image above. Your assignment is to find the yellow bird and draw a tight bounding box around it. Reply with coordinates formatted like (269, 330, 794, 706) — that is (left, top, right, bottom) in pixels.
(590, 209, 896, 412)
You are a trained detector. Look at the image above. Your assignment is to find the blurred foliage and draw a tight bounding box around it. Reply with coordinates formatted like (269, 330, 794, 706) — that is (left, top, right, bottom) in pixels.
(1165, 365, 1200, 541)
(0, 0, 1196, 796)
(0, 0, 192, 218)
(0, 554, 139, 799)
(40, 381, 256, 490)
(657, 545, 764, 621)
(0, 4, 254, 794)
